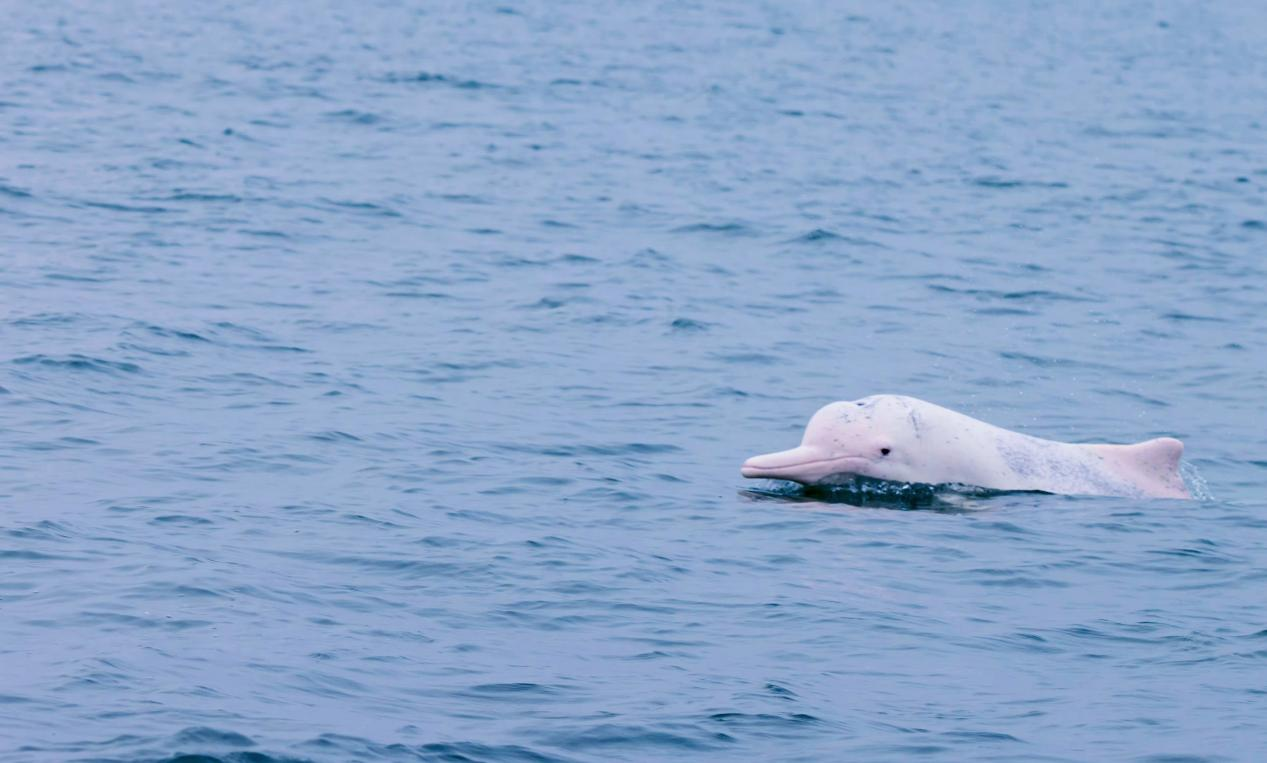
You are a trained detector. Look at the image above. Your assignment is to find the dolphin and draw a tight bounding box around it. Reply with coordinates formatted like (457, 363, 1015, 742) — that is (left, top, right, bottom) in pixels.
(741, 395, 1190, 499)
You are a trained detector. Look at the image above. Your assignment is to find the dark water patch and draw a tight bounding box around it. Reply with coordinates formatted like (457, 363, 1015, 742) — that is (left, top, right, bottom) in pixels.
(962, 568, 1069, 588)
(0, 548, 78, 561)
(6, 312, 95, 328)
(556, 253, 598, 264)
(6, 521, 75, 541)
(671, 222, 756, 236)
(706, 711, 828, 736)
(743, 478, 1017, 511)
(791, 228, 844, 242)
(383, 290, 456, 300)
(269, 550, 484, 580)
(381, 71, 500, 90)
(499, 442, 681, 458)
(974, 306, 1036, 316)
(999, 351, 1111, 370)
(971, 176, 1069, 189)
(460, 682, 569, 701)
(1135, 750, 1231, 755)
(1163, 312, 1229, 323)
(790, 231, 884, 248)
(324, 109, 383, 125)
(76, 200, 173, 213)
(45, 272, 108, 283)
(171, 728, 256, 748)
(542, 723, 727, 753)
(0, 183, 33, 198)
(11, 354, 141, 374)
(27, 63, 83, 74)
(151, 753, 313, 762)
(135, 323, 212, 342)
(162, 192, 245, 203)
(43, 611, 214, 631)
(16, 436, 100, 451)
(1093, 388, 1169, 407)
(238, 341, 310, 353)
(1147, 544, 1237, 565)
(929, 284, 1096, 302)
(120, 342, 192, 357)
(714, 352, 779, 365)
(428, 359, 523, 376)
(308, 430, 362, 443)
(319, 198, 403, 217)
(941, 729, 1023, 743)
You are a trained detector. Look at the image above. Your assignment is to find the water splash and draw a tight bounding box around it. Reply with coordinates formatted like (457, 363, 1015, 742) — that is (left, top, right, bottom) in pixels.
(1180, 461, 1215, 501)
(741, 477, 1010, 510)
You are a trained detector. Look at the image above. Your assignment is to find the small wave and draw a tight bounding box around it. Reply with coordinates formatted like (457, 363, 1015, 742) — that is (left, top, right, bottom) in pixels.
(999, 350, 1110, 370)
(45, 272, 107, 283)
(706, 711, 827, 734)
(163, 192, 244, 203)
(308, 430, 362, 443)
(785, 229, 884, 248)
(500, 442, 681, 458)
(669, 317, 710, 332)
(791, 228, 843, 242)
(137, 323, 211, 342)
(714, 352, 778, 365)
(11, 354, 141, 374)
(76, 200, 173, 213)
(671, 222, 755, 236)
(9, 312, 93, 327)
(319, 198, 403, 217)
(963, 568, 1069, 588)
(1163, 311, 1229, 323)
(742, 477, 1013, 510)
(0, 549, 76, 560)
(929, 284, 1096, 302)
(461, 682, 567, 700)
(381, 71, 499, 89)
(543, 722, 726, 753)
(172, 727, 256, 748)
(970, 176, 1069, 189)
(291, 734, 572, 763)
(324, 109, 383, 125)
(0, 183, 33, 198)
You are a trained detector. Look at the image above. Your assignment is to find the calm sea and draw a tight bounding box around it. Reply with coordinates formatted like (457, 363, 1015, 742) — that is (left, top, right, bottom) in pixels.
(2, 1, 1266, 761)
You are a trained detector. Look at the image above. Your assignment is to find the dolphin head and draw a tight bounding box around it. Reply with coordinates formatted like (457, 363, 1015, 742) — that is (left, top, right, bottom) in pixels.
(741, 397, 919, 486)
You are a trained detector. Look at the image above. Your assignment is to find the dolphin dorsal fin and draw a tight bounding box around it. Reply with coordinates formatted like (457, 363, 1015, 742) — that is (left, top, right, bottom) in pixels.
(1107, 437, 1188, 498)
(1127, 437, 1184, 470)
(1086, 436, 1188, 498)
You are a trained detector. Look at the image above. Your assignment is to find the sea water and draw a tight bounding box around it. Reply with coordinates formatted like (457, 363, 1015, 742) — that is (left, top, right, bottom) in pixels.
(2, 1, 1266, 761)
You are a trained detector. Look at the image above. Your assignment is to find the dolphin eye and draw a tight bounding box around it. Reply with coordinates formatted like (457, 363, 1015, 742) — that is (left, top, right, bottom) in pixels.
(880, 448, 891, 456)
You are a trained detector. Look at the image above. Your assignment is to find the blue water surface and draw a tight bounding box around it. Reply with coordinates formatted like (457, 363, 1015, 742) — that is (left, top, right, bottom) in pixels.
(2, 1, 1266, 761)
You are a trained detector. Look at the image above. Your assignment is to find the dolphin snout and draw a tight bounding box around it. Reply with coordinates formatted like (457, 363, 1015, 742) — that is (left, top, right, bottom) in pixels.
(741, 445, 826, 480)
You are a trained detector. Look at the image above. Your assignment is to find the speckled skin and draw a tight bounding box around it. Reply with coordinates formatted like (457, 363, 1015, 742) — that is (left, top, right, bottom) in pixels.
(741, 395, 1190, 499)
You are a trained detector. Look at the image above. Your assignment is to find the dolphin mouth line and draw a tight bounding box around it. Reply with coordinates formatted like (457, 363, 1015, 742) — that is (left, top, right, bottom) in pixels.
(741, 454, 872, 479)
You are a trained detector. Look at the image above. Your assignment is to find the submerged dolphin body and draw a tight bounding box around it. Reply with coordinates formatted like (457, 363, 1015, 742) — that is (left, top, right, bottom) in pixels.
(741, 395, 1190, 499)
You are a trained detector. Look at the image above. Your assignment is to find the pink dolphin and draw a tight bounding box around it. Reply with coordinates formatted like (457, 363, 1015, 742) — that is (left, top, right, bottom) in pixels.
(742, 395, 1190, 499)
